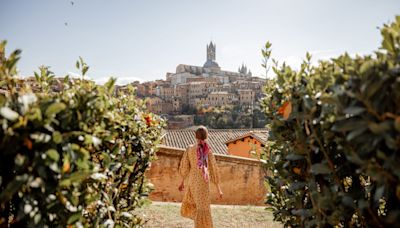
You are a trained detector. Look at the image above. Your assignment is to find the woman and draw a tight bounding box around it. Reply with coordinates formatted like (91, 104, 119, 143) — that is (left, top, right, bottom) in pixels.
(178, 126, 223, 228)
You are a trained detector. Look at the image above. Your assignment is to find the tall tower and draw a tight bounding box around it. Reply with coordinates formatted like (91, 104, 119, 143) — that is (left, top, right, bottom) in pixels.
(206, 42, 216, 62)
(204, 41, 220, 69)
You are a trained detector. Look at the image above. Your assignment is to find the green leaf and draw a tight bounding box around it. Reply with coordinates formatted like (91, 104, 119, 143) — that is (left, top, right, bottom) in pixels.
(102, 152, 111, 168)
(45, 102, 66, 117)
(333, 119, 367, 132)
(319, 95, 337, 105)
(359, 60, 374, 74)
(34, 214, 41, 225)
(310, 163, 331, 175)
(368, 121, 391, 134)
(75, 159, 90, 170)
(53, 131, 62, 144)
(67, 212, 82, 224)
(124, 165, 134, 172)
(0, 94, 6, 106)
(376, 150, 387, 160)
(0, 107, 19, 121)
(46, 149, 60, 161)
(365, 81, 383, 98)
(382, 28, 395, 53)
(59, 172, 90, 187)
(346, 126, 368, 141)
(343, 106, 365, 115)
(285, 154, 305, 161)
(384, 135, 397, 149)
(0, 174, 28, 202)
(82, 66, 89, 76)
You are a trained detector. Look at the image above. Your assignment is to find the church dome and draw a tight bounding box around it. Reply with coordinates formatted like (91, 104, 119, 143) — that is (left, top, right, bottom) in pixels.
(203, 60, 220, 68)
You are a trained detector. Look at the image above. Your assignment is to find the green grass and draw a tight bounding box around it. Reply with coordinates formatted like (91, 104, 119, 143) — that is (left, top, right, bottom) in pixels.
(136, 202, 282, 228)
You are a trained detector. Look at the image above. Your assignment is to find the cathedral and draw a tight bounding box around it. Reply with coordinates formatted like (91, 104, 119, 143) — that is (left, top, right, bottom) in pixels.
(167, 42, 253, 85)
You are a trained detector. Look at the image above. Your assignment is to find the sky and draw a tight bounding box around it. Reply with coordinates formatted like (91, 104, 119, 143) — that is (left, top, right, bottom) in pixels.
(1, 0, 399, 84)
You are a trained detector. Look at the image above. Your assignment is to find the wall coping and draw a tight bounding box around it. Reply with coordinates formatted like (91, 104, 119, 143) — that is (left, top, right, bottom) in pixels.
(157, 145, 265, 166)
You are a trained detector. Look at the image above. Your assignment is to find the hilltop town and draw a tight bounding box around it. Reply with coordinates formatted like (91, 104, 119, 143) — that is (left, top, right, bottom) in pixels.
(118, 42, 267, 128)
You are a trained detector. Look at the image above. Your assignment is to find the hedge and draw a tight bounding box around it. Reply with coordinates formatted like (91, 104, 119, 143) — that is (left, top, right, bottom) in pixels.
(0, 41, 165, 227)
(262, 16, 400, 227)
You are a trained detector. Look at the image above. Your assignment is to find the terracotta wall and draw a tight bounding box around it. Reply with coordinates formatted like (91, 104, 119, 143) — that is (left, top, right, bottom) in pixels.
(226, 137, 263, 158)
(146, 146, 267, 205)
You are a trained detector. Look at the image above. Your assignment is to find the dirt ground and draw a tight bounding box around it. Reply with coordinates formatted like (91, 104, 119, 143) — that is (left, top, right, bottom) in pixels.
(137, 202, 283, 228)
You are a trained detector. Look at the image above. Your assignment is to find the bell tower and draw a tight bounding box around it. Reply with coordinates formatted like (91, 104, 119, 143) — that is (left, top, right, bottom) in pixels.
(203, 41, 220, 69)
(206, 42, 216, 62)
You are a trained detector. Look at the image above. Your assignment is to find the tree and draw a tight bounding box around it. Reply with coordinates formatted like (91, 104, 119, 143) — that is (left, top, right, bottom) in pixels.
(262, 16, 400, 227)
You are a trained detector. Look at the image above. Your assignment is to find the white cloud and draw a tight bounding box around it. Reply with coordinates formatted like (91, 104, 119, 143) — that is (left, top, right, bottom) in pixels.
(66, 71, 144, 85)
(278, 50, 341, 70)
(91, 76, 144, 85)
(67, 71, 82, 78)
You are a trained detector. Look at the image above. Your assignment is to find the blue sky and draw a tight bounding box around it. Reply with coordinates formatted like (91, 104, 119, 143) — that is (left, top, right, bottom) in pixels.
(1, 0, 399, 84)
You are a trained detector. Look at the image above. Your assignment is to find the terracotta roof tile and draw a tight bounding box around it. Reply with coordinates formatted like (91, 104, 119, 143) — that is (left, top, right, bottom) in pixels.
(161, 128, 269, 155)
(225, 131, 269, 146)
(251, 132, 269, 144)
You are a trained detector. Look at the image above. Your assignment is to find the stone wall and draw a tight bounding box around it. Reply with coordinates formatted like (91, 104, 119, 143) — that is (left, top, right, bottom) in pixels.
(146, 146, 267, 206)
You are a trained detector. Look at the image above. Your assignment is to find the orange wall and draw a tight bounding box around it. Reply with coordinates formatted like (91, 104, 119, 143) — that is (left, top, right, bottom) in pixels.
(227, 137, 263, 158)
(147, 146, 267, 205)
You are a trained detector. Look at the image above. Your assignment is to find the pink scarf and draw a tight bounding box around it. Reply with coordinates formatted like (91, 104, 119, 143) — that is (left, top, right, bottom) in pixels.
(197, 140, 210, 182)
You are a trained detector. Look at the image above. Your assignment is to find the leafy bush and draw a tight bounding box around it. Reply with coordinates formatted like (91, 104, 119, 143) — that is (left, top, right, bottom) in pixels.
(262, 16, 400, 227)
(0, 41, 165, 227)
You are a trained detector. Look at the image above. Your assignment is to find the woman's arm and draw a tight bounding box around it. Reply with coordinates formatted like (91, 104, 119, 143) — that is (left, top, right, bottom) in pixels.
(179, 147, 190, 179)
(178, 147, 190, 191)
(208, 150, 223, 198)
(217, 184, 223, 199)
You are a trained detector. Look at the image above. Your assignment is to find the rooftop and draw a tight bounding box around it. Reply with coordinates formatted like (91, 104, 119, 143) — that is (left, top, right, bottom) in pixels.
(225, 131, 269, 146)
(161, 128, 269, 155)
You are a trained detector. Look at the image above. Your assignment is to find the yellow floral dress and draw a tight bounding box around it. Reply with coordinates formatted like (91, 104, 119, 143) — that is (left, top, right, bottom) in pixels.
(179, 144, 220, 228)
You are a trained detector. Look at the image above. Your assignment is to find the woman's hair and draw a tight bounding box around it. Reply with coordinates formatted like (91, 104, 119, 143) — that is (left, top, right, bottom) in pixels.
(195, 125, 208, 140)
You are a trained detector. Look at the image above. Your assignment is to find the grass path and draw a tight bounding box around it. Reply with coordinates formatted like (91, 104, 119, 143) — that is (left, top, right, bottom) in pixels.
(137, 202, 282, 228)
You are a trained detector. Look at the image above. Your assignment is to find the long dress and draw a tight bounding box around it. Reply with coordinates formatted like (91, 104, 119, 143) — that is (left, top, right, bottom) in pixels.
(179, 144, 220, 228)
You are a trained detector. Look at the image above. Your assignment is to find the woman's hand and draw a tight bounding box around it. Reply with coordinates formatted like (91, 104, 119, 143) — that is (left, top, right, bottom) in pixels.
(178, 181, 184, 192)
(217, 185, 223, 199)
(218, 190, 223, 199)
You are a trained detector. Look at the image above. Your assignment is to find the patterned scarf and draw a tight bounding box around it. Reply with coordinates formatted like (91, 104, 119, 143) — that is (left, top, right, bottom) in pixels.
(197, 140, 210, 182)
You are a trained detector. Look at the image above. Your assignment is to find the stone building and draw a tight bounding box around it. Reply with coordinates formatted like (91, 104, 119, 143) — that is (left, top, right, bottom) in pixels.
(157, 85, 174, 102)
(172, 97, 181, 113)
(174, 83, 189, 104)
(238, 89, 255, 106)
(165, 115, 194, 129)
(188, 81, 208, 99)
(146, 96, 173, 115)
(205, 91, 236, 107)
(146, 96, 163, 114)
